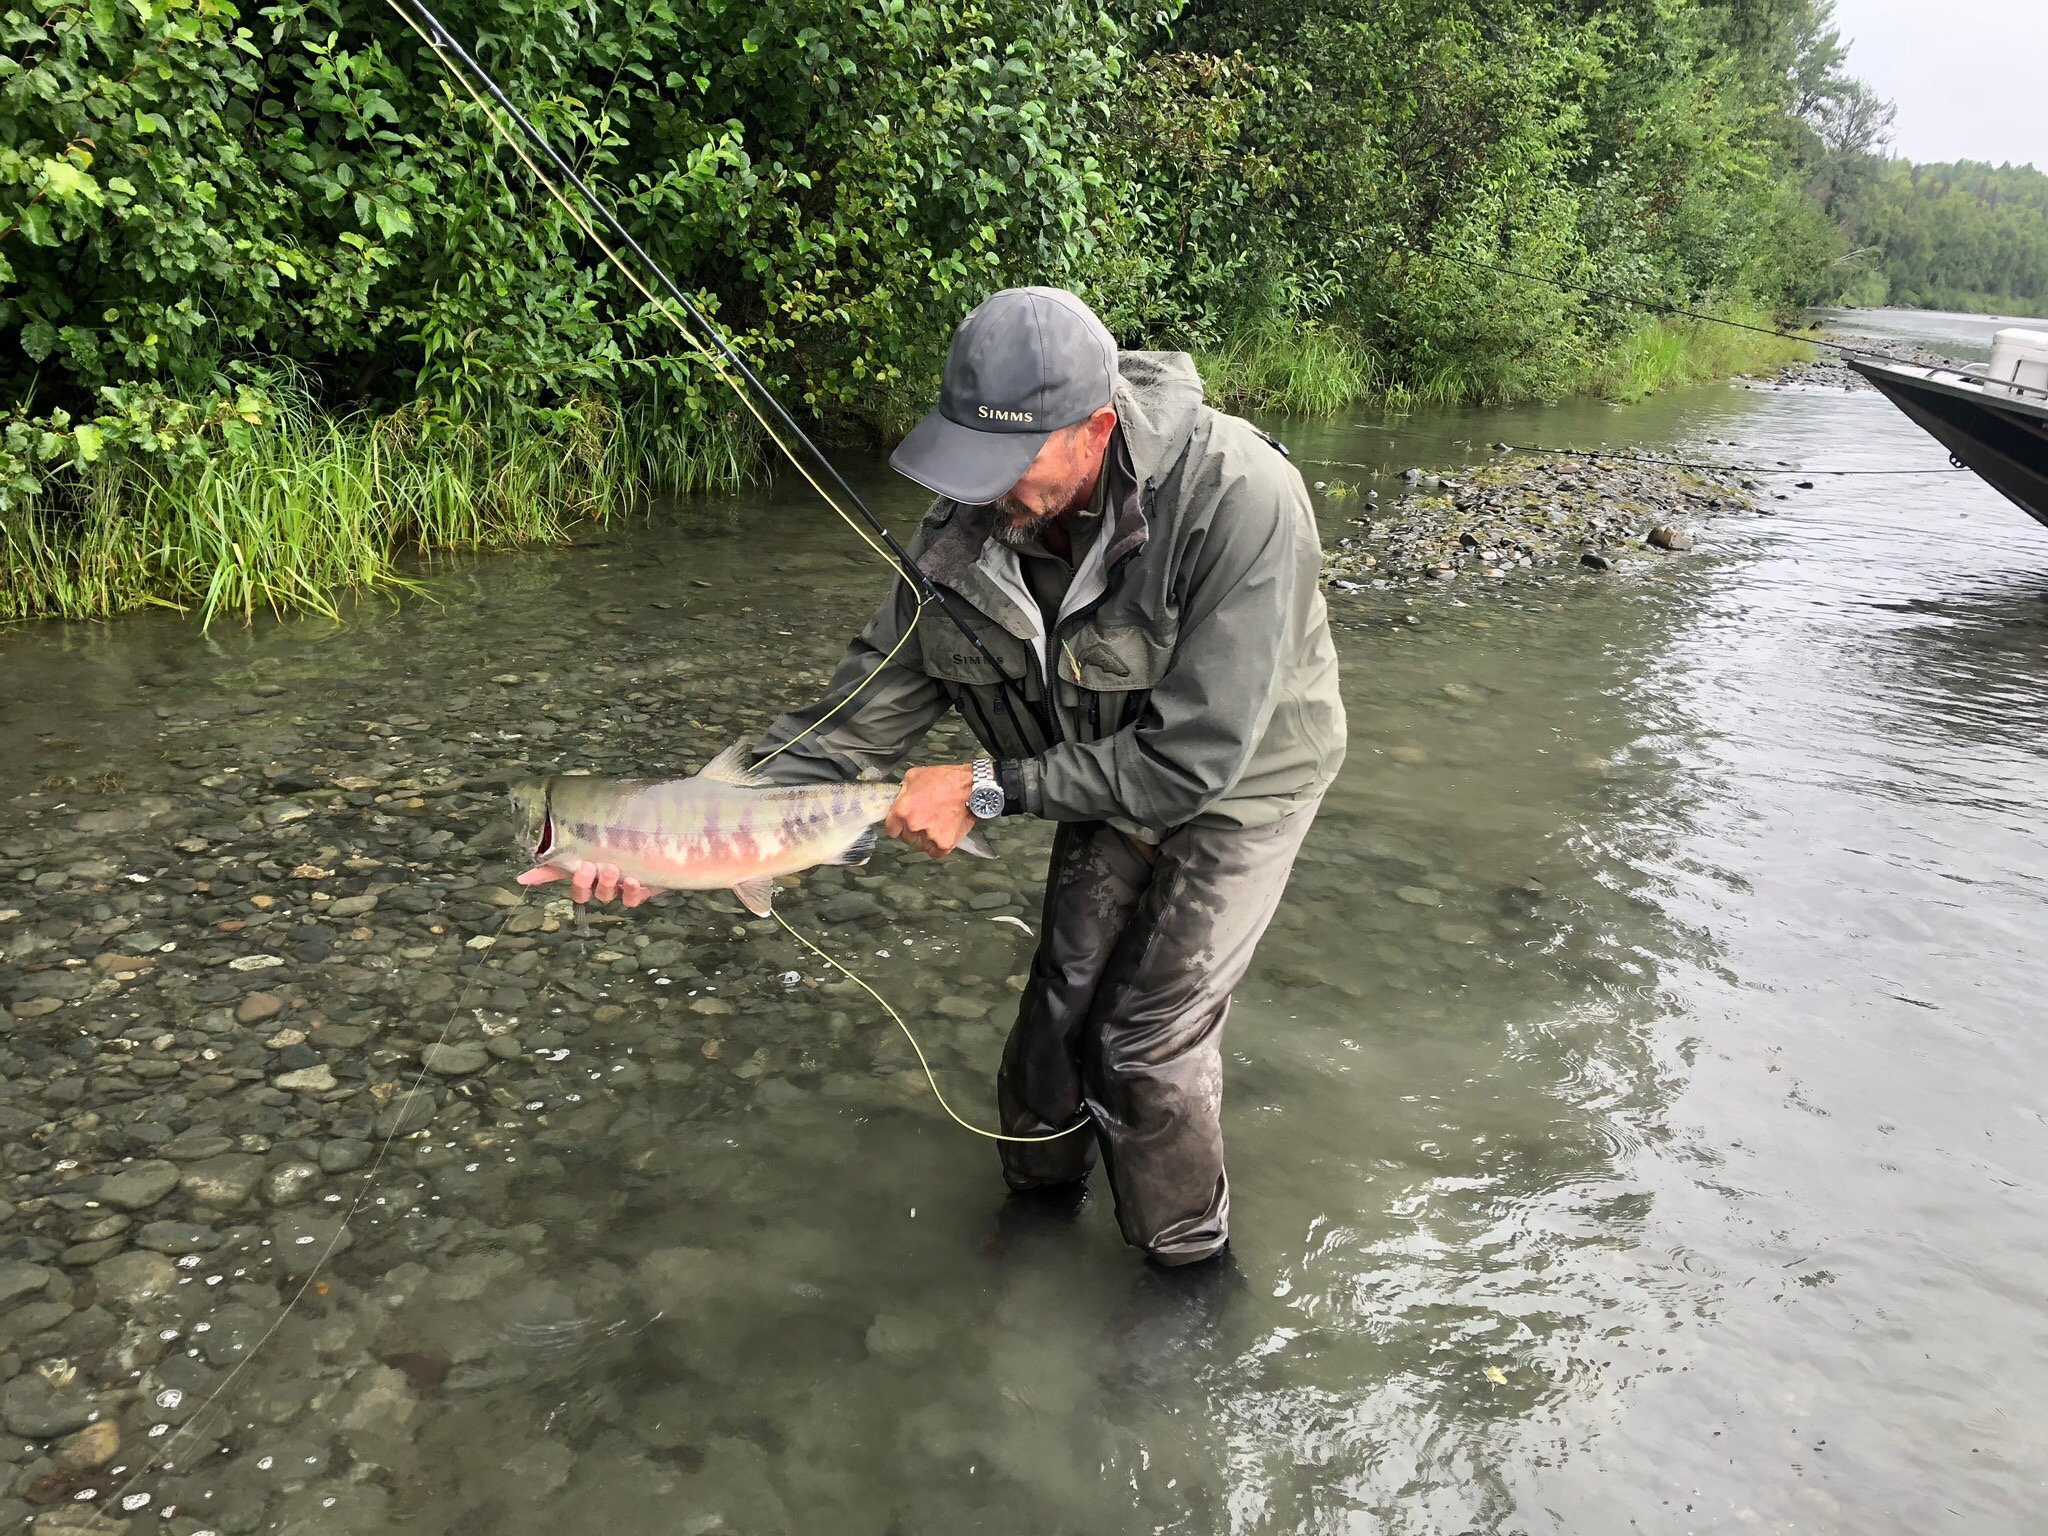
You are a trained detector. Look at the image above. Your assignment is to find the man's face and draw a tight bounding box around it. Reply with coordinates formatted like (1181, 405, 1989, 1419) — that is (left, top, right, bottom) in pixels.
(992, 408, 1116, 530)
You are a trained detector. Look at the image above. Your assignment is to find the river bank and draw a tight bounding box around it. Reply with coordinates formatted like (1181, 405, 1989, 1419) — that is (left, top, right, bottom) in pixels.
(5, 311, 1809, 628)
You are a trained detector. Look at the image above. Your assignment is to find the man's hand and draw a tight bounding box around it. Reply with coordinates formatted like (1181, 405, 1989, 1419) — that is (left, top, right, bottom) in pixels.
(517, 861, 663, 908)
(886, 764, 980, 859)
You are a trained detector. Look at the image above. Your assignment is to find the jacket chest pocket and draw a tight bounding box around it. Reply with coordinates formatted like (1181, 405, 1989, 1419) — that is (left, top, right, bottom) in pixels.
(917, 620, 1029, 688)
(1057, 623, 1175, 694)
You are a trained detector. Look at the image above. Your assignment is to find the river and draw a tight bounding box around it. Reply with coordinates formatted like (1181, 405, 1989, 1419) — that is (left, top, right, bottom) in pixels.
(0, 310, 2042, 1534)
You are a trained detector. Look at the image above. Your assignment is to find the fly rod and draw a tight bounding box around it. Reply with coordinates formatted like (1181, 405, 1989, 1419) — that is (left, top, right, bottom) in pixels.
(386, 0, 1047, 731)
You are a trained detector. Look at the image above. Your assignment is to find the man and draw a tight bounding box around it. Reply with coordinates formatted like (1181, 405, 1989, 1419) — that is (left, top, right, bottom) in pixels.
(547, 287, 1345, 1266)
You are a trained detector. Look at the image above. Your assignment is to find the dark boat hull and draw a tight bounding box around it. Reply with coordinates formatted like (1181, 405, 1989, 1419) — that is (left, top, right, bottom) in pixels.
(1847, 357, 2048, 530)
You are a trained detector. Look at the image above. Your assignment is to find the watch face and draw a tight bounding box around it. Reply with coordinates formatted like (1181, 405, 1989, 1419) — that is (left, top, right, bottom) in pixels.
(969, 785, 1005, 819)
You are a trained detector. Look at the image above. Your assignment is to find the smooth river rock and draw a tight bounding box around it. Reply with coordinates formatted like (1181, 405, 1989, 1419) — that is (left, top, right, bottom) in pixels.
(422, 1042, 489, 1075)
(92, 1249, 178, 1304)
(96, 1160, 180, 1210)
(1, 1373, 100, 1438)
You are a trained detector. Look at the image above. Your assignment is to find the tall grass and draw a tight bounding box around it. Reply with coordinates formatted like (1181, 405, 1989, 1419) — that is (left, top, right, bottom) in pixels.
(1578, 305, 1813, 401)
(1197, 304, 1813, 416)
(2, 393, 756, 625)
(1196, 323, 1381, 416)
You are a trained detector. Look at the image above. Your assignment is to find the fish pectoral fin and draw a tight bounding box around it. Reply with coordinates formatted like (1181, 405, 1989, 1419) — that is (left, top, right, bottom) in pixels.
(957, 829, 997, 860)
(732, 875, 776, 917)
(826, 825, 880, 867)
(696, 742, 776, 790)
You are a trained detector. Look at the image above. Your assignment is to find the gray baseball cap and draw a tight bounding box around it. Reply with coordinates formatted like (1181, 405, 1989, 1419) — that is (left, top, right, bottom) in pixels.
(890, 286, 1119, 504)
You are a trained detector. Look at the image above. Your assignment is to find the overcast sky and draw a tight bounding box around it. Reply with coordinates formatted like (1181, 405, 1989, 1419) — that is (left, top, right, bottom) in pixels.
(1832, 0, 2048, 168)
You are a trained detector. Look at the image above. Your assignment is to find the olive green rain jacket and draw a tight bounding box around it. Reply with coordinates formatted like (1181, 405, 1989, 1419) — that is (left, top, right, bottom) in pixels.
(749, 351, 1346, 839)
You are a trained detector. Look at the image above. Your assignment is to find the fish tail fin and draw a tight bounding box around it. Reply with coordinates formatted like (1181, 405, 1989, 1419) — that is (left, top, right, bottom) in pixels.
(826, 824, 880, 867)
(957, 829, 998, 860)
(733, 875, 775, 917)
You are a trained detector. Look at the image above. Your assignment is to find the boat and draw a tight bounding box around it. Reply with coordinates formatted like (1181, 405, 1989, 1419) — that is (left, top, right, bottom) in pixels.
(1847, 327, 2048, 530)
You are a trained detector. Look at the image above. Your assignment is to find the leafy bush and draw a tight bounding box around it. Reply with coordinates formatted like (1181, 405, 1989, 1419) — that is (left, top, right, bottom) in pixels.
(2, 0, 1877, 618)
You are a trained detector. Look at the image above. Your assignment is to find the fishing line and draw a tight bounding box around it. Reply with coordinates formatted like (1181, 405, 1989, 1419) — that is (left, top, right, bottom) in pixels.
(383, 9, 1084, 1148)
(90, 906, 518, 1525)
(767, 908, 1087, 1143)
(384, 0, 1044, 740)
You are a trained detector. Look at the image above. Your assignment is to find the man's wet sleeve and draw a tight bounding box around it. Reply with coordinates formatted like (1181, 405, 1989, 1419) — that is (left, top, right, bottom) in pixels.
(1020, 471, 1299, 827)
(745, 578, 950, 786)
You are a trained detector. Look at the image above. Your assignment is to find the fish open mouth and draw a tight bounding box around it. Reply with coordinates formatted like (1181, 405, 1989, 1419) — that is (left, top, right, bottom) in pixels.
(533, 798, 556, 861)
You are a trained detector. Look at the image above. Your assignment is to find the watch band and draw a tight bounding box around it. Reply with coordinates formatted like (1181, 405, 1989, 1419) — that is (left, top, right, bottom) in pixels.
(968, 757, 1005, 821)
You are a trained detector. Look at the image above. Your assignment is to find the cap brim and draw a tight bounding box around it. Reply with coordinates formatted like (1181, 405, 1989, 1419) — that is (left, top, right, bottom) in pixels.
(889, 408, 1050, 504)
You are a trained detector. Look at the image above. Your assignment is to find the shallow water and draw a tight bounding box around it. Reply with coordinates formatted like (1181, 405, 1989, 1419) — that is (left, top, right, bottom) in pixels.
(2, 310, 2044, 1534)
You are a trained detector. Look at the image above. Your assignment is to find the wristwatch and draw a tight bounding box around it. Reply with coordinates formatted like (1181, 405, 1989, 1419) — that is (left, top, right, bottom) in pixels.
(968, 758, 1005, 820)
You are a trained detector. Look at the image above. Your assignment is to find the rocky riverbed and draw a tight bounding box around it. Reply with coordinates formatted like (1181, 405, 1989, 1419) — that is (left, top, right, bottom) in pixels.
(0, 425, 1808, 1534)
(0, 647, 1057, 1533)
(1317, 450, 1758, 592)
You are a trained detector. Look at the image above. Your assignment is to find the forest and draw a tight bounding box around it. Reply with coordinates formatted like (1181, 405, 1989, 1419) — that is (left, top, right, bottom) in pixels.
(1833, 161, 2048, 315)
(0, 0, 1954, 618)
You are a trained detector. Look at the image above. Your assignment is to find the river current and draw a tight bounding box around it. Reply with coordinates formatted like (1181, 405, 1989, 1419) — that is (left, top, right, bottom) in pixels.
(1, 310, 2042, 1533)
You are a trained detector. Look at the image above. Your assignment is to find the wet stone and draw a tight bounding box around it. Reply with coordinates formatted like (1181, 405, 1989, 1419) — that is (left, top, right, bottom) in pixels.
(0, 1300, 73, 1347)
(310, 1023, 371, 1049)
(95, 1161, 180, 1211)
(30, 1508, 127, 1536)
(372, 1096, 435, 1139)
(817, 891, 882, 923)
(1394, 886, 1443, 907)
(50, 1420, 117, 1471)
(197, 1301, 272, 1367)
(236, 992, 284, 1025)
(67, 1213, 128, 1244)
(133, 1220, 220, 1255)
(318, 1139, 372, 1174)
(58, 1238, 124, 1268)
(180, 1155, 267, 1207)
(0, 1262, 54, 1308)
(421, 1042, 488, 1075)
(91, 1249, 177, 1305)
(159, 1128, 234, 1161)
(268, 1211, 352, 1275)
(0, 1373, 100, 1438)
(273, 1065, 335, 1093)
(262, 1162, 323, 1206)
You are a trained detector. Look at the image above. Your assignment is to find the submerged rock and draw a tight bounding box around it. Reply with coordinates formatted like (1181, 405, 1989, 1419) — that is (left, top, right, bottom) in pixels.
(92, 1249, 178, 1304)
(96, 1160, 180, 1210)
(1, 1373, 100, 1438)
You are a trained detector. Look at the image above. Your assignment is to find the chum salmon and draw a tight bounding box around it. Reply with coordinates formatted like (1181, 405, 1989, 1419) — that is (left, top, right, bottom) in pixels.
(508, 745, 991, 916)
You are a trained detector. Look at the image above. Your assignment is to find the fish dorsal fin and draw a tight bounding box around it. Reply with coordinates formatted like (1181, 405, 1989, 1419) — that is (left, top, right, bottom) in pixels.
(697, 743, 774, 790)
(827, 825, 880, 867)
(732, 875, 775, 917)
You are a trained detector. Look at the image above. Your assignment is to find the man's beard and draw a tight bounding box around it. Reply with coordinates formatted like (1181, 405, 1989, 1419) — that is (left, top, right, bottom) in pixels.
(991, 496, 1056, 548)
(989, 462, 1088, 546)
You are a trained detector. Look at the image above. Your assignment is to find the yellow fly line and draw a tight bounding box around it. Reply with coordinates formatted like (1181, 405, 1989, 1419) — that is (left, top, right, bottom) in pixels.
(389, 0, 1082, 1144)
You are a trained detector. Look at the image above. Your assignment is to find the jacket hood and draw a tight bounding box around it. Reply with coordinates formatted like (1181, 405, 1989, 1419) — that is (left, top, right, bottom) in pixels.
(1111, 350, 1204, 489)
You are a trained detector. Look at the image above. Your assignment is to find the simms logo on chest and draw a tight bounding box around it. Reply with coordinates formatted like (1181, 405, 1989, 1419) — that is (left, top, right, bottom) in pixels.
(977, 405, 1035, 423)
